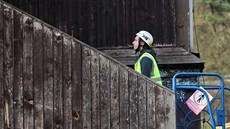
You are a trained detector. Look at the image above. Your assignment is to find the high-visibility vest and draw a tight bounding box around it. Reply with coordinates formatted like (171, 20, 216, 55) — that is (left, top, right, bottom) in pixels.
(134, 52, 162, 85)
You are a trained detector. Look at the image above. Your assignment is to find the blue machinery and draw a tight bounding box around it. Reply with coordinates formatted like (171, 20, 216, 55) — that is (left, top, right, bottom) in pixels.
(172, 72, 230, 129)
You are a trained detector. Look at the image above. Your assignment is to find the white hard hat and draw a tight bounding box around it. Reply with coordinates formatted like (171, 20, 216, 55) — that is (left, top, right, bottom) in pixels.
(136, 30, 153, 47)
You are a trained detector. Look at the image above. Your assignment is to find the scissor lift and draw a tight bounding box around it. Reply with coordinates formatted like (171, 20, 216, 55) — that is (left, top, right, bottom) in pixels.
(172, 72, 230, 129)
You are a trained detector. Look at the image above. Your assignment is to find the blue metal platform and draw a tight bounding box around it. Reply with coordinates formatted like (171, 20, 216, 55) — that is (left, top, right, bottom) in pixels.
(172, 72, 230, 129)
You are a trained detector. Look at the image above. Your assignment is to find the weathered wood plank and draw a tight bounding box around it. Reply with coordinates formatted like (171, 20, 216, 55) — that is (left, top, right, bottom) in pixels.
(22, 15, 34, 129)
(91, 49, 100, 129)
(0, 3, 4, 129)
(118, 0, 127, 46)
(63, 36, 72, 129)
(43, 25, 54, 129)
(155, 86, 165, 129)
(164, 89, 176, 129)
(13, 9, 24, 129)
(125, 0, 135, 46)
(3, 4, 14, 129)
(135, 0, 146, 31)
(71, 40, 82, 129)
(155, 1, 164, 44)
(129, 71, 138, 129)
(106, 0, 116, 46)
(119, 66, 129, 129)
(147, 81, 156, 129)
(99, 55, 110, 129)
(33, 20, 44, 129)
(53, 31, 63, 129)
(163, 0, 176, 44)
(100, 0, 107, 46)
(78, 0, 87, 43)
(87, 0, 97, 46)
(110, 60, 119, 129)
(175, 0, 189, 50)
(82, 46, 92, 129)
(138, 76, 147, 129)
(147, 0, 156, 37)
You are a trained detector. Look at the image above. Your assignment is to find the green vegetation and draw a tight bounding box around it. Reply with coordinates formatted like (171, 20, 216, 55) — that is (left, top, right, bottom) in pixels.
(194, 0, 230, 127)
(194, 0, 230, 75)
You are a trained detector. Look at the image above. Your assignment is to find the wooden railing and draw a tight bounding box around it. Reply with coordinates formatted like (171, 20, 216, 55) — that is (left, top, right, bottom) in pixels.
(0, 1, 175, 129)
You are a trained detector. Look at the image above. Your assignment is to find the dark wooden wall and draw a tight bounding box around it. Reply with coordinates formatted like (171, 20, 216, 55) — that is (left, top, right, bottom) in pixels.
(0, 1, 176, 129)
(3, 0, 176, 48)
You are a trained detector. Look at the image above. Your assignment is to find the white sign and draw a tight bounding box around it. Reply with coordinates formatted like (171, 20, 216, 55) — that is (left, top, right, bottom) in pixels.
(186, 87, 213, 115)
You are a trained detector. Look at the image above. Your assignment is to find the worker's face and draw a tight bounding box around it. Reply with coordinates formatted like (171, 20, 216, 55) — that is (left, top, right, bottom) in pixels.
(132, 36, 139, 50)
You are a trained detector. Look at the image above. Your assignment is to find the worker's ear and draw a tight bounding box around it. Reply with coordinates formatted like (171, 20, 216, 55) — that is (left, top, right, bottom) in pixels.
(140, 41, 145, 46)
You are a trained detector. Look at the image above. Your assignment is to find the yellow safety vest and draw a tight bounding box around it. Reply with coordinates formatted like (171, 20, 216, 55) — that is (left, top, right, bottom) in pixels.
(134, 52, 162, 85)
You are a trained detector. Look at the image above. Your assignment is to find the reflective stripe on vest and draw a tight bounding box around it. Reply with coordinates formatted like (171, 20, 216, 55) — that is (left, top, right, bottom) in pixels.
(134, 52, 162, 85)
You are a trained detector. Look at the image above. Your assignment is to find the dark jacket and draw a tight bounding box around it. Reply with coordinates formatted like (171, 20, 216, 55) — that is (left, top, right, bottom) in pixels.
(138, 49, 157, 77)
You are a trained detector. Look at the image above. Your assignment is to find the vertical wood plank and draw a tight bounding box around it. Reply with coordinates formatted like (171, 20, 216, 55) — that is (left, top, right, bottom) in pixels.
(164, 0, 176, 44)
(138, 76, 147, 129)
(106, 0, 116, 47)
(71, 40, 82, 129)
(96, 0, 101, 47)
(119, 66, 129, 129)
(43, 26, 54, 129)
(58, 0, 67, 32)
(175, 0, 189, 49)
(79, 0, 88, 43)
(147, 81, 156, 129)
(22, 15, 34, 129)
(63, 36, 72, 129)
(82, 46, 92, 129)
(87, 0, 97, 47)
(0, 3, 4, 129)
(129, 71, 138, 129)
(48, 0, 57, 27)
(135, 0, 146, 31)
(155, 86, 165, 129)
(100, 0, 107, 46)
(154, 0, 164, 44)
(99, 55, 110, 129)
(33, 20, 44, 129)
(13, 9, 24, 129)
(110, 60, 119, 129)
(67, 0, 73, 35)
(76, 0, 82, 39)
(69, 0, 78, 38)
(91, 50, 100, 129)
(116, 0, 126, 47)
(147, 0, 156, 37)
(164, 90, 176, 129)
(53, 31, 63, 129)
(3, 4, 14, 129)
(126, 0, 135, 46)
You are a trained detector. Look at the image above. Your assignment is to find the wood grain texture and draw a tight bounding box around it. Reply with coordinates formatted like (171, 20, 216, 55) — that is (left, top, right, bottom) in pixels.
(13, 9, 24, 129)
(33, 20, 44, 129)
(0, 2, 178, 129)
(0, 3, 4, 129)
(22, 15, 34, 129)
(4, 0, 178, 47)
(43, 25, 54, 129)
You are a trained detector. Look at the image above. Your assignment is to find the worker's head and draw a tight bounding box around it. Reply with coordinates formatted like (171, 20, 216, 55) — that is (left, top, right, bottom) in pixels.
(132, 30, 153, 52)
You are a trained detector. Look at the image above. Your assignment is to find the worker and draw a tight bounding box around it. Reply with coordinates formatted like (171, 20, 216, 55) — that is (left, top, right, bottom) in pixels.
(132, 30, 162, 85)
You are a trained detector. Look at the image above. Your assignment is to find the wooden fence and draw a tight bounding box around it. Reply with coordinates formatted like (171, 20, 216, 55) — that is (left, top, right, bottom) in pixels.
(0, 2, 175, 129)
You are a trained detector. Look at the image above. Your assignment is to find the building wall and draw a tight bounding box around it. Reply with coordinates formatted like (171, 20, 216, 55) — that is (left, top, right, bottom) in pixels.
(3, 0, 177, 48)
